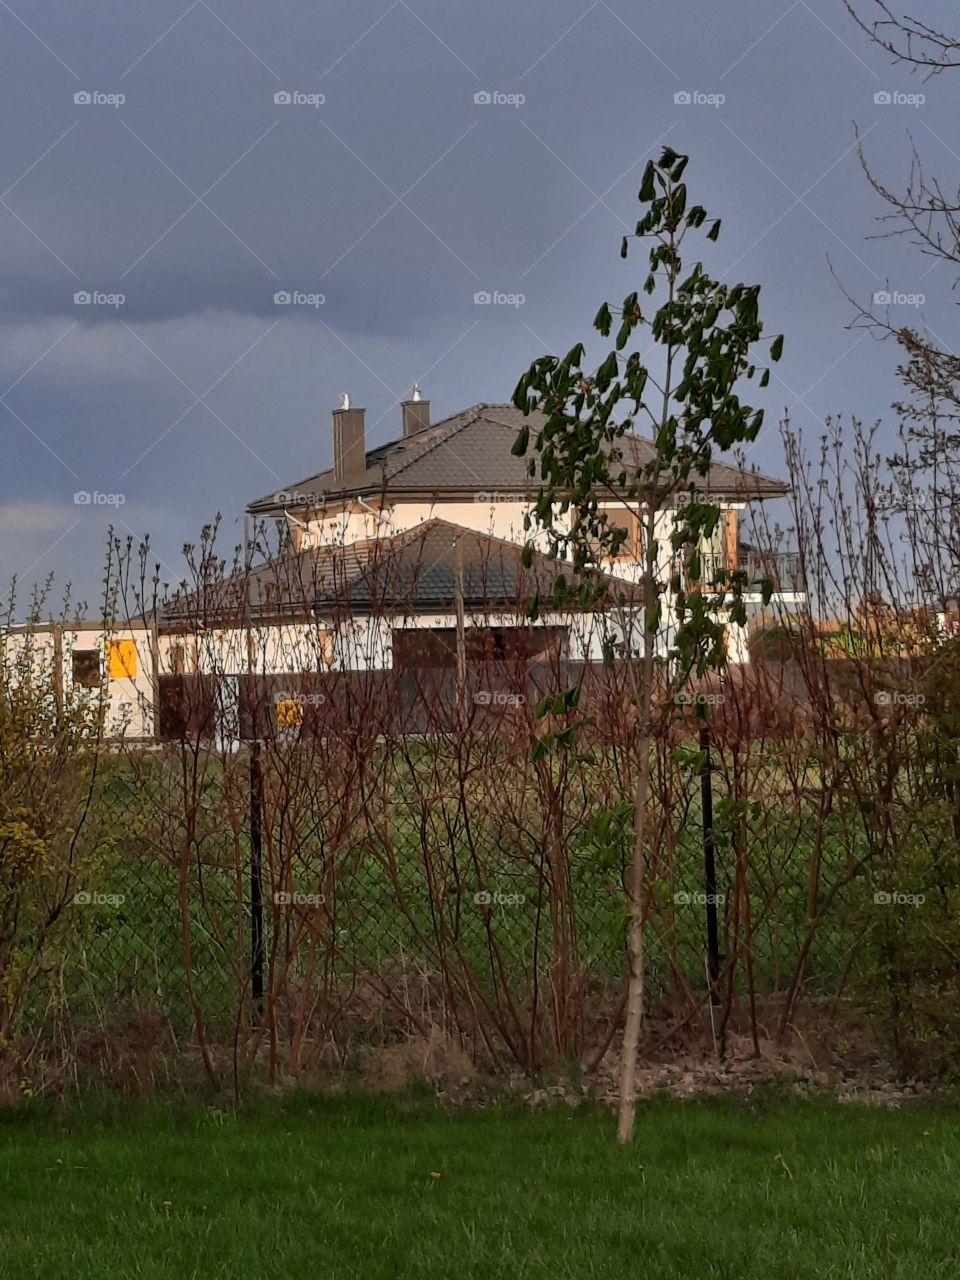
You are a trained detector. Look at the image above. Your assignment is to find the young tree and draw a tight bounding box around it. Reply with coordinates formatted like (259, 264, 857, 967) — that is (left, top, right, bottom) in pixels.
(841, 3, 960, 604)
(512, 146, 782, 1142)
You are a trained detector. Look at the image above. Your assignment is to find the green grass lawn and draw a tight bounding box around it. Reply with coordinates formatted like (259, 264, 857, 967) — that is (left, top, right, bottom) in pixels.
(0, 1092, 956, 1279)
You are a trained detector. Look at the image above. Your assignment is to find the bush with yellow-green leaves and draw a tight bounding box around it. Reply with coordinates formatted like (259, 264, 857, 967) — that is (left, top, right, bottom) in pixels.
(0, 627, 121, 1087)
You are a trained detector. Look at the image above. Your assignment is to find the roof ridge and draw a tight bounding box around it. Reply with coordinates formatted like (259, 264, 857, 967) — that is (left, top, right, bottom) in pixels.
(382, 407, 487, 482)
(247, 406, 493, 511)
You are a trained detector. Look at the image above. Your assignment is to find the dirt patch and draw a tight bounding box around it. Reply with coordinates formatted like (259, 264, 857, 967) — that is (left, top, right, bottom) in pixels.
(362, 1027, 476, 1096)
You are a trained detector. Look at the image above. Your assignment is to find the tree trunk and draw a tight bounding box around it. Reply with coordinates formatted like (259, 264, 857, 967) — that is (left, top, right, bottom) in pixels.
(617, 537, 658, 1143)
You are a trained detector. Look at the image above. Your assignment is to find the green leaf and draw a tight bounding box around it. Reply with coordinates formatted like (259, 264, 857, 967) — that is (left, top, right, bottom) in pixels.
(596, 350, 619, 387)
(639, 161, 656, 203)
(770, 333, 784, 361)
(511, 426, 530, 457)
(594, 302, 612, 336)
(707, 219, 721, 241)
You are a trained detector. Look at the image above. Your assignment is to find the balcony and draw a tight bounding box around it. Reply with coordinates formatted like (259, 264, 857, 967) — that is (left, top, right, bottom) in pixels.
(694, 544, 805, 596)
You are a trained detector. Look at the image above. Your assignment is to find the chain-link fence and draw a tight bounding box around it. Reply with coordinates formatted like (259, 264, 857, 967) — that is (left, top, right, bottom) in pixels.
(8, 639, 960, 1089)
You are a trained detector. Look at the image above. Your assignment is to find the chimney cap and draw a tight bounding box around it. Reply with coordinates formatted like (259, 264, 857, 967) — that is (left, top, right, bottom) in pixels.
(411, 383, 422, 402)
(339, 392, 350, 410)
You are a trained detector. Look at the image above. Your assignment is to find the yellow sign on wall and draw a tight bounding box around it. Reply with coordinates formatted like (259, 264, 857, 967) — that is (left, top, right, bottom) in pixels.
(108, 639, 138, 679)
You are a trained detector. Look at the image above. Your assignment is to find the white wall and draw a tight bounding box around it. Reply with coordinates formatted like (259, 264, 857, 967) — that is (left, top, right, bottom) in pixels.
(297, 498, 562, 555)
(297, 499, 730, 592)
(1, 624, 157, 739)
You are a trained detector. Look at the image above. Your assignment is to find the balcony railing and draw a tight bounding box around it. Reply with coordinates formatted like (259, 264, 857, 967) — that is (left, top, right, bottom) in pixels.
(691, 547, 805, 595)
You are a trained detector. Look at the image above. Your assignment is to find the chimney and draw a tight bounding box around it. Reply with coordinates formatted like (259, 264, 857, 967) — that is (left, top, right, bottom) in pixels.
(401, 383, 430, 437)
(332, 392, 366, 484)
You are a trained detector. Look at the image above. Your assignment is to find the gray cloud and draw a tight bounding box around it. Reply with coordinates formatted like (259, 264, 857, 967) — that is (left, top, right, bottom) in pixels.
(0, 0, 956, 601)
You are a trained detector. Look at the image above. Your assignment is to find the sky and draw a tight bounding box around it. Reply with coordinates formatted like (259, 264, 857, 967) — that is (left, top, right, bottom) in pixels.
(0, 0, 956, 610)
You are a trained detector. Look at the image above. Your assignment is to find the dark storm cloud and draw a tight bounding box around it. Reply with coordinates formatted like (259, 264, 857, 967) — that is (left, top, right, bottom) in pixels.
(1, 0, 957, 601)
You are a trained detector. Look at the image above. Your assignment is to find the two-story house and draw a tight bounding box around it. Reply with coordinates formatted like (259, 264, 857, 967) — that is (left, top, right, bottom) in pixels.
(2, 389, 802, 743)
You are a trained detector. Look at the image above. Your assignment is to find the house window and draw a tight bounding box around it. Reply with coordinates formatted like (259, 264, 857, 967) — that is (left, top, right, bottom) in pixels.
(168, 641, 200, 675)
(71, 649, 101, 688)
(584, 508, 641, 562)
(314, 629, 335, 667)
(108, 639, 137, 679)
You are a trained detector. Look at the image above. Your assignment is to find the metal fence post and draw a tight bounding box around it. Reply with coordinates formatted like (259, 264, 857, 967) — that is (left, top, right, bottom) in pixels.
(249, 740, 265, 1012)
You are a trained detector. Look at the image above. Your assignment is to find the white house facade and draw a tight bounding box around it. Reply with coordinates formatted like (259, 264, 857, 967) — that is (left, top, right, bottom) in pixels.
(2, 391, 804, 741)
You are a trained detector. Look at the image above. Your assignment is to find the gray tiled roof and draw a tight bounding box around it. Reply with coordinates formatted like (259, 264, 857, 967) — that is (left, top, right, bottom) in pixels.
(319, 518, 640, 612)
(247, 403, 788, 515)
(160, 518, 640, 627)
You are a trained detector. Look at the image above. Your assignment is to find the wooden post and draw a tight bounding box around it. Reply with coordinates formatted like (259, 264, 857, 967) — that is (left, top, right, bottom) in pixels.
(52, 624, 64, 718)
(454, 542, 467, 729)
